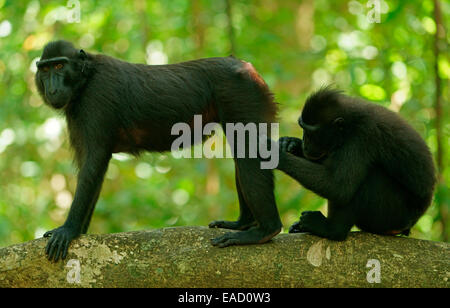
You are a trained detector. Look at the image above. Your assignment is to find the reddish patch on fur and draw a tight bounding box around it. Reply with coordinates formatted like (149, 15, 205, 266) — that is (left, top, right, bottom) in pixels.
(186, 103, 219, 128)
(201, 102, 219, 124)
(241, 61, 266, 87)
(113, 128, 147, 153)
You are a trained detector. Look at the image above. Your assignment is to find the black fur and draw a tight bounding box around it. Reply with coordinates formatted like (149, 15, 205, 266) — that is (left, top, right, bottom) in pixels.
(36, 40, 282, 261)
(277, 88, 436, 240)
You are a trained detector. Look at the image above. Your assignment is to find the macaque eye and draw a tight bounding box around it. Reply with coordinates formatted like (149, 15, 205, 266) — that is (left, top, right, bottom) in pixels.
(55, 63, 64, 70)
(42, 66, 50, 72)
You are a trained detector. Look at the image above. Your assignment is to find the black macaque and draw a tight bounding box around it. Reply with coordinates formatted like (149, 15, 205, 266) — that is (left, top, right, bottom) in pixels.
(35, 40, 281, 261)
(276, 88, 436, 240)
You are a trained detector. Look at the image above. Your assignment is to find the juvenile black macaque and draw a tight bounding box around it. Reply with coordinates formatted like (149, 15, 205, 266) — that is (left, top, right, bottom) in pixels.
(276, 88, 436, 240)
(35, 40, 282, 261)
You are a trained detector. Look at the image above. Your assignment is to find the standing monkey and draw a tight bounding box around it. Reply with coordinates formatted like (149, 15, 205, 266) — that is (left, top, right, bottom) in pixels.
(35, 40, 282, 261)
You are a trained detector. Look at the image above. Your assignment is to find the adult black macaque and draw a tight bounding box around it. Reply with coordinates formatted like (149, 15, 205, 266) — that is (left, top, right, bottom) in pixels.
(276, 88, 435, 240)
(35, 40, 281, 261)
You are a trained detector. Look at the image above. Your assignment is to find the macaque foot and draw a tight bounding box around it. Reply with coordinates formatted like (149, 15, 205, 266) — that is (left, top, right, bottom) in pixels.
(208, 219, 257, 231)
(43, 225, 80, 262)
(210, 226, 281, 248)
(288, 221, 304, 233)
(289, 211, 350, 241)
(288, 211, 326, 234)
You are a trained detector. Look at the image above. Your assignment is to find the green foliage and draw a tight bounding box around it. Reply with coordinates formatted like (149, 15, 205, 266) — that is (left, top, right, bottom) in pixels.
(0, 0, 448, 246)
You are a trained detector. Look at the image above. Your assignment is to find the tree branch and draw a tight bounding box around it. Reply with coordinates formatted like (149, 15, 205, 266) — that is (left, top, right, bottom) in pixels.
(0, 227, 448, 287)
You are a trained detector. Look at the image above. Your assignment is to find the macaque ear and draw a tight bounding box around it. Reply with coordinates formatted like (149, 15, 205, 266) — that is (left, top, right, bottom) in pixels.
(333, 117, 344, 129)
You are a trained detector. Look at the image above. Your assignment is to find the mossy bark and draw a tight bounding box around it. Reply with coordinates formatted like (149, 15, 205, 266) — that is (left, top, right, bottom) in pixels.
(0, 227, 448, 287)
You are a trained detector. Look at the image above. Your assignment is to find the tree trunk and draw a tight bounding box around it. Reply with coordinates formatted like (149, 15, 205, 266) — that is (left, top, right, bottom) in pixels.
(0, 227, 448, 287)
(433, 0, 448, 242)
(225, 0, 236, 55)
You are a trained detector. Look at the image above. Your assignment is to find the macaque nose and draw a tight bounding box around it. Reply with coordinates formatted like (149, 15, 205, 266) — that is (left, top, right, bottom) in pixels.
(49, 88, 58, 95)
